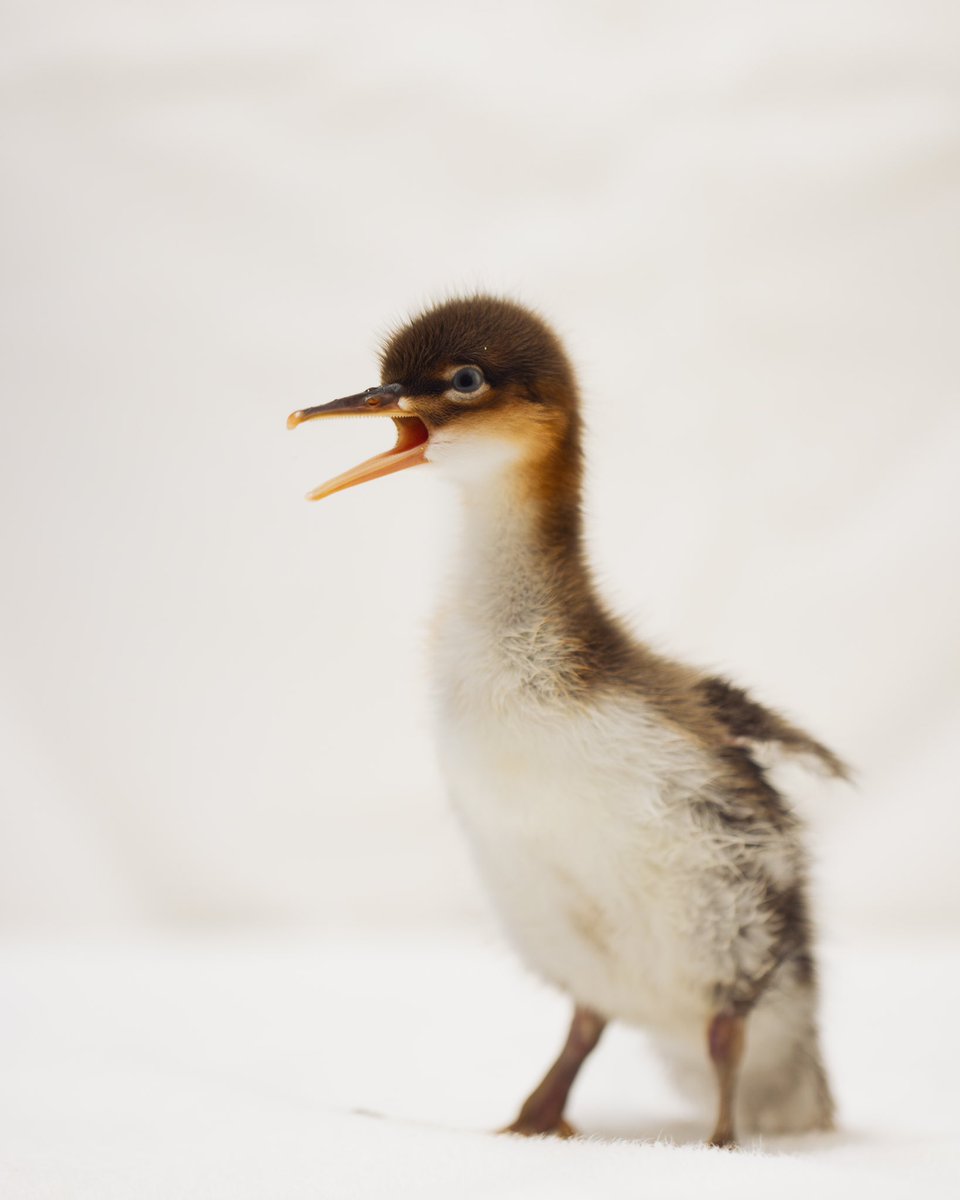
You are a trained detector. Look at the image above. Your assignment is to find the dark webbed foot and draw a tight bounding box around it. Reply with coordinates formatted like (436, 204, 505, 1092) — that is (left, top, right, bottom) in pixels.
(707, 1009, 747, 1148)
(499, 1006, 605, 1141)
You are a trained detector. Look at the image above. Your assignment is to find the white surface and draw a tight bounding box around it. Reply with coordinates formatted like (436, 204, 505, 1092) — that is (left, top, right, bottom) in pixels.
(2, 934, 959, 1199)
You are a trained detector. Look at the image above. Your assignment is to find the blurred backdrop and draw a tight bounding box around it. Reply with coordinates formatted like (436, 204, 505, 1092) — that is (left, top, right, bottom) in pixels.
(1, 0, 958, 941)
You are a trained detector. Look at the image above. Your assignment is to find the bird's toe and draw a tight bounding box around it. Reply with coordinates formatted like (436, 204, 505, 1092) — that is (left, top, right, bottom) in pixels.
(498, 1117, 579, 1139)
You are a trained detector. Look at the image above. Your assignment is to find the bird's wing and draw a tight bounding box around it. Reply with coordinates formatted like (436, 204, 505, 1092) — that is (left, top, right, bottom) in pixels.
(696, 675, 851, 781)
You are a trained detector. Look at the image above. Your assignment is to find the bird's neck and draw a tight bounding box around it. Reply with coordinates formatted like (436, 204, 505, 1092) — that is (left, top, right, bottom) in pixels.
(441, 446, 618, 690)
(456, 478, 587, 598)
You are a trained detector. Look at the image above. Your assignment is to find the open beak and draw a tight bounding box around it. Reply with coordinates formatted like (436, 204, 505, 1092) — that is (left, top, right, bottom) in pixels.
(287, 383, 429, 501)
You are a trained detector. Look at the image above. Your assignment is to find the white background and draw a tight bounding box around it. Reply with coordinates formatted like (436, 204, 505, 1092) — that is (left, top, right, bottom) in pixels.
(1, 5, 960, 1194)
(2, 0, 957, 941)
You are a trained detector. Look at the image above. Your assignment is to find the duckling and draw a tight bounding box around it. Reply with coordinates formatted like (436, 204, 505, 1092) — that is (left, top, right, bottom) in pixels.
(288, 296, 847, 1147)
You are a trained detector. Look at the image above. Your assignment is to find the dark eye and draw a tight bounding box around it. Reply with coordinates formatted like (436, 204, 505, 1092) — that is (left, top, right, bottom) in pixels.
(451, 366, 484, 394)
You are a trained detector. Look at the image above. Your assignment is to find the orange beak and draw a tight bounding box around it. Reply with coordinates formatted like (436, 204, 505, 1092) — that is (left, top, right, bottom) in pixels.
(287, 384, 429, 501)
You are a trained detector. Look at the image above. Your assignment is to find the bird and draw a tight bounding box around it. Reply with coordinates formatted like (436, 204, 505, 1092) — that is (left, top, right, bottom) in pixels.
(287, 295, 848, 1147)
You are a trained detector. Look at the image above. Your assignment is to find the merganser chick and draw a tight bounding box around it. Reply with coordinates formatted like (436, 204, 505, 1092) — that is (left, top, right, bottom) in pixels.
(288, 295, 847, 1146)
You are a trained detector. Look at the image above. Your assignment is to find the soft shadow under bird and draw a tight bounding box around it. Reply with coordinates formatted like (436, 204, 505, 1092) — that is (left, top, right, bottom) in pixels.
(288, 296, 848, 1148)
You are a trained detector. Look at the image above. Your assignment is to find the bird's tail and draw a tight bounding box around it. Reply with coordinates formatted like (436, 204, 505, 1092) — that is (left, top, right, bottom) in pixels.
(736, 974, 836, 1134)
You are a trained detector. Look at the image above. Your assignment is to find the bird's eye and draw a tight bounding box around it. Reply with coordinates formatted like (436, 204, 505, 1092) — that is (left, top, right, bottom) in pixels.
(451, 367, 485, 394)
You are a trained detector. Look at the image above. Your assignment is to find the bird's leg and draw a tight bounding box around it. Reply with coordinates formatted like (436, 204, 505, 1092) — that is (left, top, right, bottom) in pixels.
(707, 1009, 747, 1148)
(500, 1005, 605, 1138)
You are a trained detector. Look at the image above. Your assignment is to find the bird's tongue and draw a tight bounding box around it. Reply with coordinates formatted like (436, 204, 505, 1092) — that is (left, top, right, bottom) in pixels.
(303, 416, 429, 502)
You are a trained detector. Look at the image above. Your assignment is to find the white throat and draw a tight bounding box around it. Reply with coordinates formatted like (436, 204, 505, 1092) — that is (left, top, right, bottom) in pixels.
(430, 459, 592, 714)
(424, 427, 523, 486)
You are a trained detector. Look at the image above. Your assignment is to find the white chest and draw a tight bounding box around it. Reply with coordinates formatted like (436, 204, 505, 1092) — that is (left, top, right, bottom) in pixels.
(432, 614, 750, 1035)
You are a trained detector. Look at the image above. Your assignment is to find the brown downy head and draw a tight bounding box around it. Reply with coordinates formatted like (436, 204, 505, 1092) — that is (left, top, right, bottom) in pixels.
(287, 295, 583, 505)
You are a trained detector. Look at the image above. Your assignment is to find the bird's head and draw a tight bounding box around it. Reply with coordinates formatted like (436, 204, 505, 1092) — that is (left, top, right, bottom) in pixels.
(288, 296, 582, 502)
